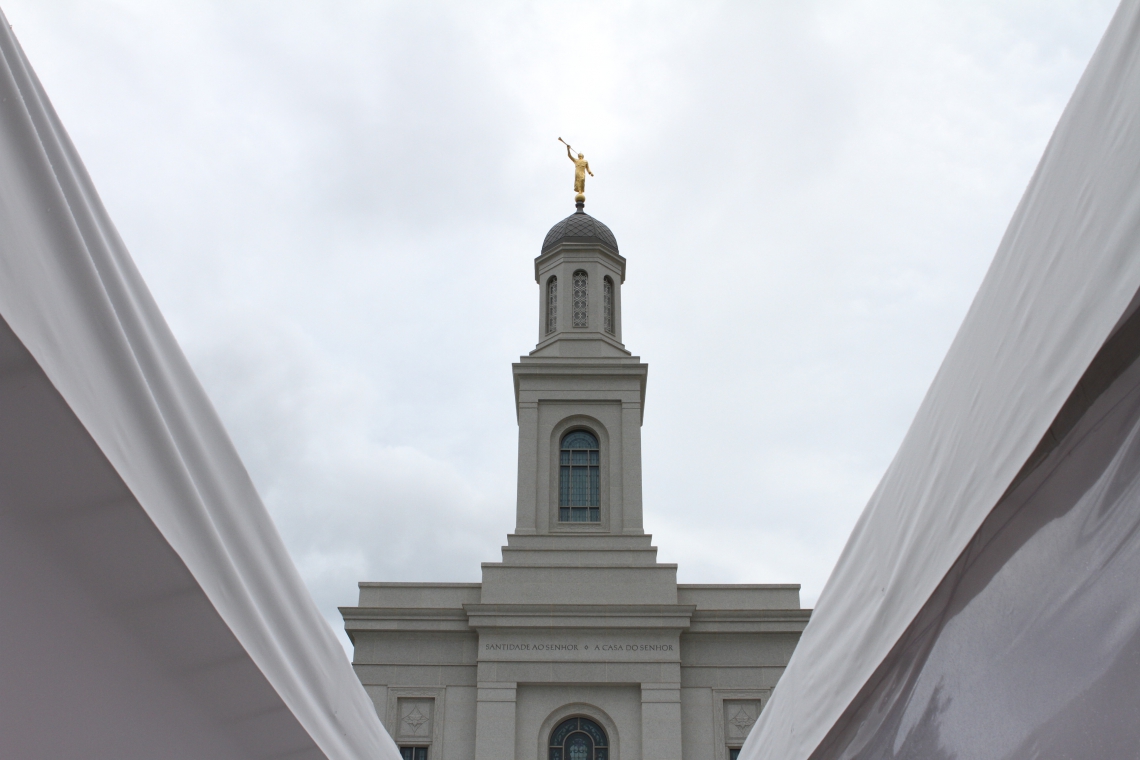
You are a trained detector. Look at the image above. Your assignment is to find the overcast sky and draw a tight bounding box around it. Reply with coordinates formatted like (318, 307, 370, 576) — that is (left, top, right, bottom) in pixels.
(2, 0, 1120, 648)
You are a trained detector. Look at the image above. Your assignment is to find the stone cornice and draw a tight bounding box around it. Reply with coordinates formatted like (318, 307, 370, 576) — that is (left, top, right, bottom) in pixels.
(511, 358, 649, 422)
(340, 602, 706, 637)
(534, 241, 626, 283)
(686, 608, 812, 634)
(339, 606, 474, 639)
(479, 562, 678, 570)
(341, 602, 812, 641)
(464, 603, 695, 631)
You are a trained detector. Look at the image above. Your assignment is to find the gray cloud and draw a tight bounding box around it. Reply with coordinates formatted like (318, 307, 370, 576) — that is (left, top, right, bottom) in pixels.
(3, 0, 1118, 646)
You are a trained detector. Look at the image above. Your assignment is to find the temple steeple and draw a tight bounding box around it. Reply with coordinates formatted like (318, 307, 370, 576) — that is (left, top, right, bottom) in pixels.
(506, 203, 651, 545)
(531, 206, 628, 358)
(341, 195, 808, 760)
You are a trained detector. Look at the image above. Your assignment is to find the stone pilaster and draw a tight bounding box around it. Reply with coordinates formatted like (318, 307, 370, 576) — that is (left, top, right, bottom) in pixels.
(641, 682, 683, 760)
(474, 681, 517, 760)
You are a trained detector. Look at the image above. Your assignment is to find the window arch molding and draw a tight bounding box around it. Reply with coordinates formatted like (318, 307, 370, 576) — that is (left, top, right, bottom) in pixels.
(537, 705, 620, 760)
(548, 416, 609, 531)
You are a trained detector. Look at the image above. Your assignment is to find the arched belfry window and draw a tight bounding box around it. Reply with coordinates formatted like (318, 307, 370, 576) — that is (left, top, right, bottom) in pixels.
(603, 276, 614, 335)
(559, 431, 600, 522)
(572, 270, 588, 328)
(550, 717, 608, 760)
(546, 276, 558, 335)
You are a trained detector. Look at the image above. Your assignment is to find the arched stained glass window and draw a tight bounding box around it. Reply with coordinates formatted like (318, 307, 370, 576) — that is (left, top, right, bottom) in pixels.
(546, 276, 558, 335)
(559, 431, 599, 522)
(549, 717, 608, 760)
(572, 270, 588, 328)
(603, 276, 614, 335)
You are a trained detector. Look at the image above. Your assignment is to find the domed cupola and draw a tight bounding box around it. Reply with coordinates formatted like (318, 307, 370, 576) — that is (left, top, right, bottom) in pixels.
(541, 209, 619, 254)
(532, 205, 628, 358)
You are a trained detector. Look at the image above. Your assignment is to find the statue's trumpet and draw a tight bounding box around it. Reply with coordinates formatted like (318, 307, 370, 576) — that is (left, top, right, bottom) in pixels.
(558, 136, 575, 153)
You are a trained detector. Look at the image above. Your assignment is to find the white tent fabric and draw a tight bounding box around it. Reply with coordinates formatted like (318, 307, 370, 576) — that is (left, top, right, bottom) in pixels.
(805, 305, 1140, 758)
(745, 2, 1140, 758)
(0, 7, 400, 759)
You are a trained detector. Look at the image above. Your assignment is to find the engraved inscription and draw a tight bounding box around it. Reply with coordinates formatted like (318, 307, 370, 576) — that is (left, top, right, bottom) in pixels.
(483, 642, 674, 652)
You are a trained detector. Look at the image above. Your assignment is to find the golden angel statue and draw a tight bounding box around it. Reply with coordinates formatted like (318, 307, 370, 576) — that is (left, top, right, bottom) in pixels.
(559, 138, 593, 202)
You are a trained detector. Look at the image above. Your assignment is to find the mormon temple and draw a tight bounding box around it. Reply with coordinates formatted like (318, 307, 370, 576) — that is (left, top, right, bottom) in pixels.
(4, 5, 1139, 757)
(340, 202, 810, 760)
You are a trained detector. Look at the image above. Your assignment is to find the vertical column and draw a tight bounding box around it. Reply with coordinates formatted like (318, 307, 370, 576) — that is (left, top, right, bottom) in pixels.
(621, 401, 644, 533)
(475, 682, 517, 760)
(559, 263, 572, 335)
(363, 684, 388, 728)
(612, 274, 623, 343)
(590, 263, 603, 333)
(641, 683, 682, 760)
(539, 270, 552, 341)
(515, 401, 539, 535)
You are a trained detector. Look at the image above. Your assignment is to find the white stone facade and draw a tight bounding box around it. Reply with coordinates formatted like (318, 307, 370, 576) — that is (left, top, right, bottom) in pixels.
(341, 208, 809, 760)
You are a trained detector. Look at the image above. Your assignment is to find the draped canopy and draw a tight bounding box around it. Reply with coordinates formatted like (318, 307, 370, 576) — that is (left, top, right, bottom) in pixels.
(0, 8, 400, 759)
(745, 2, 1140, 758)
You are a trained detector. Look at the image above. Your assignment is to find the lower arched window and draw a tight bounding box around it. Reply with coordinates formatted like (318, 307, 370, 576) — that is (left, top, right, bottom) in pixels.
(549, 717, 608, 760)
(559, 430, 600, 522)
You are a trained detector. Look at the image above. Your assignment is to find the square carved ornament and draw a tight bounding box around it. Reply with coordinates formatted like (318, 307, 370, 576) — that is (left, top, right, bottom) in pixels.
(396, 698, 434, 742)
(723, 700, 761, 743)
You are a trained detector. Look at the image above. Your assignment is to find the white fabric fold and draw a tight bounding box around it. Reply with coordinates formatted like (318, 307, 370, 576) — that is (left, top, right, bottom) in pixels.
(0, 7, 399, 759)
(746, 1, 1140, 758)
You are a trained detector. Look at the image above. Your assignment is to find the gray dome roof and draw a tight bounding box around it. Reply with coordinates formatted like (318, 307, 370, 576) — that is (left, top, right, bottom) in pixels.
(541, 210, 619, 253)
